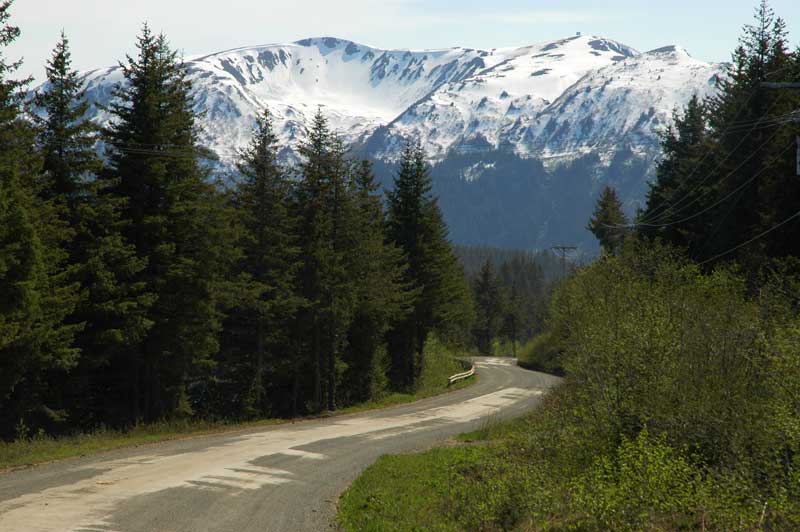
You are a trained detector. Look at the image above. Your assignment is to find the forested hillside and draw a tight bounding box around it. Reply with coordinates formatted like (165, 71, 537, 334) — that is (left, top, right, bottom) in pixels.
(0, 4, 477, 440)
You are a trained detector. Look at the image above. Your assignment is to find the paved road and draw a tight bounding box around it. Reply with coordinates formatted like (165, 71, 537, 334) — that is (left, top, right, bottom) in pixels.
(0, 358, 560, 532)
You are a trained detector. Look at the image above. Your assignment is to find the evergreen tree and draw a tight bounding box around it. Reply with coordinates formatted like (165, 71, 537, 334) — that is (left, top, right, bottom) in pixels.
(500, 282, 523, 356)
(472, 259, 504, 355)
(341, 160, 412, 403)
(640, 96, 714, 252)
(386, 141, 472, 388)
(103, 25, 228, 422)
(33, 32, 100, 215)
(638, 1, 800, 270)
(704, 0, 798, 266)
(221, 108, 300, 418)
(33, 32, 154, 428)
(0, 1, 79, 437)
(587, 186, 629, 255)
(294, 109, 344, 413)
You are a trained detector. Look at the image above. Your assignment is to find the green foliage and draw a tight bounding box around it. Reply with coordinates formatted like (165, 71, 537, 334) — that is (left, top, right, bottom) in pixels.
(517, 331, 564, 375)
(639, 1, 800, 269)
(339, 239, 800, 531)
(457, 245, 554, 348)
(386, 140, 473, 390)
(33, 31, 101, 213)
(587, 185, 629, 255)
(570, 429, 702, 531)
(216, 108, 301, 419)
(102, 24, 231, 423)
(0, 1, 80, 438)
(472, 259, 504, 354)
(416, 335, 469, 395)
(0, 9, 474, 441)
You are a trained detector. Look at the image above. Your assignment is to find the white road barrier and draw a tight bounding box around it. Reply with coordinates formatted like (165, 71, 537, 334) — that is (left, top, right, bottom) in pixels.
(447, 365, 475, 385)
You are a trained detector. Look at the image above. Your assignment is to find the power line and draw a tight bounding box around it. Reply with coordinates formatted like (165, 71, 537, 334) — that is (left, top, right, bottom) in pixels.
(634, 140, 794, 229)
(697, 208, 800, 267)
(633, 85, 769, 225)
(632, 128, 787, 228)
(637, 96, 787, 226)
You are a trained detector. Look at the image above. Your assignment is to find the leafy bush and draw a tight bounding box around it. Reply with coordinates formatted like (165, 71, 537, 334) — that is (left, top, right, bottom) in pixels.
(417, 334, 472, 394)
(517, 331, 564, 375)
(569, 428, 702, 531)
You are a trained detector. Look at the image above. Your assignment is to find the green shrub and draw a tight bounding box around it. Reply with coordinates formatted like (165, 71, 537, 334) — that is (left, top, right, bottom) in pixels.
(569, 428, 702, 531)
(518, 331, 564, 375)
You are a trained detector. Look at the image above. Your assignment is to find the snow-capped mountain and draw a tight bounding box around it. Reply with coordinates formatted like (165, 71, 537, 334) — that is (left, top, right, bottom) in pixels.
(76, 34, 721, 164)
(69, 35, 727, 251)
(502, 44, 723, 164)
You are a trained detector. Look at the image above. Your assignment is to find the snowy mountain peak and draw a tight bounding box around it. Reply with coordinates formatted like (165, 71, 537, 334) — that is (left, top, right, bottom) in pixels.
(67, 35, 723, 168)
(645, 45, 692, 58)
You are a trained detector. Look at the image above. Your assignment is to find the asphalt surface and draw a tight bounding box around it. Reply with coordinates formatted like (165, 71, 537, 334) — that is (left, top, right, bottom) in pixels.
(0, 358, 561, 532)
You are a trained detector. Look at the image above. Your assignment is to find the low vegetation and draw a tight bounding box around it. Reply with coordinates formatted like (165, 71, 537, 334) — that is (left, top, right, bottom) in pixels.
(339, 242, 800, 531)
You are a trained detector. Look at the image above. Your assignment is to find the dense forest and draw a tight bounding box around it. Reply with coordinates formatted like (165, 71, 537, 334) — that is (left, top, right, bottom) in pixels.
(0, 2, 496, 439)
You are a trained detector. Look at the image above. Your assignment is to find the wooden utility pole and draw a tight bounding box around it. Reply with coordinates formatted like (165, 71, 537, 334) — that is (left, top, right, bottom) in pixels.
(551, 245, 578, 279)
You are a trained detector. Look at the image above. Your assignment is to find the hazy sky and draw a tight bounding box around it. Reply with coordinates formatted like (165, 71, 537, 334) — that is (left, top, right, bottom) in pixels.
(9, 0, 800, 83)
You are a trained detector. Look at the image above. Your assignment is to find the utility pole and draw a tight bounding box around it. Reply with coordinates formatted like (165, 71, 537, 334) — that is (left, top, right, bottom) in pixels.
(760, 83, 800, 176)
(551, 245, 577, 280)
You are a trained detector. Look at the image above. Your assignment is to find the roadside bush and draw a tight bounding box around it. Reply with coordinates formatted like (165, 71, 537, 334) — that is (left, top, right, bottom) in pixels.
(339, 241, 800, 532)
(569, 428, 702, 531)
(517, 331, 564, 375)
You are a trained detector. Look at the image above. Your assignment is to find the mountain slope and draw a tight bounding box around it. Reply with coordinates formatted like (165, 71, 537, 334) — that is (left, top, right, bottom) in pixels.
(502, 45, 722, 164)
(62, 35, 726, 250)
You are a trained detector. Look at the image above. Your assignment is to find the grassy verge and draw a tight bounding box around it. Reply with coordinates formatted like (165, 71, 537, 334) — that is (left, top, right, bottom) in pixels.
(0, 418, 288, 472)
(338, 404, 551, 532)
(0, 336, 475, 472)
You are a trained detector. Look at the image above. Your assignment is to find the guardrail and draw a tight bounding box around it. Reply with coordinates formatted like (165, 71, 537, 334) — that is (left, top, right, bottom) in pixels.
(448, 364, 475, 386)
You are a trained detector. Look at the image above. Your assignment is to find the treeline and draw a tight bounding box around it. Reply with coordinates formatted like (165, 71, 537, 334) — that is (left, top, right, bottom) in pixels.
(0, 7, 472, 439)
(455, 246, 555, 355)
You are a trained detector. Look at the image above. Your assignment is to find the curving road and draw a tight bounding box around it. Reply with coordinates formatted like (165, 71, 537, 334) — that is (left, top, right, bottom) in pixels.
(0, 358, 560, 532)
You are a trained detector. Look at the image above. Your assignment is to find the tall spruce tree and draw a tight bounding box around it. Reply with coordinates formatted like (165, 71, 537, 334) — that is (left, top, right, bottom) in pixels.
(640, 96, 714, 253)
(33, 32, 100, 215)
(341, 160, 412, 403)
(32, 32, 154, 428)
(386, 141, 472, 389)
(103, 25, 227, 422)
(295, 109, 338, 413)
(587, 186, 629, 255)
(221, 108, 301, 418)
(704, 0, 798, 266)
(472, 259, 504, 355)
(0, 1, 79, 437)
(638, 1, 800, 270)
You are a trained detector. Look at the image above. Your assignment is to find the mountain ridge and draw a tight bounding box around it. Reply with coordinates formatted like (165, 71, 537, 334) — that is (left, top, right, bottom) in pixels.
(51, 34, 727, 251)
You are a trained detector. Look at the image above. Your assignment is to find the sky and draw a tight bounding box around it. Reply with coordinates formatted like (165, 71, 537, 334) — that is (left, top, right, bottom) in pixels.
(8, 0, 800, 84)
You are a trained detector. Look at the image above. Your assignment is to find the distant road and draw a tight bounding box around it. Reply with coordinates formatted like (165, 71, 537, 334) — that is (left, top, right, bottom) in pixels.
(0, 358, 560, 532)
